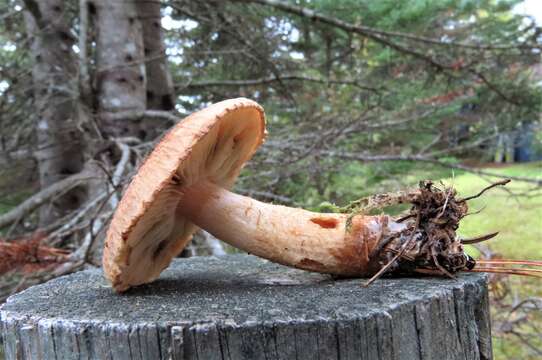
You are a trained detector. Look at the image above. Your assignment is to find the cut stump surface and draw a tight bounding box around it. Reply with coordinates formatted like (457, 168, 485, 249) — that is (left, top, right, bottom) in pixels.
(0, 254, 492, 360)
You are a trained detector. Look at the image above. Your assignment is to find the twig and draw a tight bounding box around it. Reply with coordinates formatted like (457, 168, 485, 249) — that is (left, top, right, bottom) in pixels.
(313, 151, 541, 185)
(179, 74, 380, 92)
(0, 170, 95, 229)
(50, 191, 109, 238)
(461, 232, 499, 244)
(103, 110, 181, 124)
(459, 179, 511, 202)
(237, 188, 296, 204)
(109, 141, 131, 209)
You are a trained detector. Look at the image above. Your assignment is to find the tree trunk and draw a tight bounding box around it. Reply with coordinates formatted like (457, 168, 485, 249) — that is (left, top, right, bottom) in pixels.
(136, 1, 174, 112)
(23, 0, 86, 226)
(135, 0, 176, 140)
(93, 0, 146, 138)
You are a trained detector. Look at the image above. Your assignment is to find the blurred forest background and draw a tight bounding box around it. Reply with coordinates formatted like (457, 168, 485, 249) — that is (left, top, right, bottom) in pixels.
(0, 0, 541, 358)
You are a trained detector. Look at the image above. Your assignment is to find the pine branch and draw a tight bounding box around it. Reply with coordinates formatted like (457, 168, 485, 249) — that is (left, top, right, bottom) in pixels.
(179, 74, 380, 92)
(235, 0, 539, 51)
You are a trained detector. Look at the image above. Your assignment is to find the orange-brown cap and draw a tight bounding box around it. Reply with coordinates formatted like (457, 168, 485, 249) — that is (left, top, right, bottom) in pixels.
(103, 98, 266, 291)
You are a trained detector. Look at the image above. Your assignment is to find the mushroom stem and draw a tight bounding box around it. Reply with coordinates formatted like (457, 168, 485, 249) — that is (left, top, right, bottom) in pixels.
(179, 181, 407, 276)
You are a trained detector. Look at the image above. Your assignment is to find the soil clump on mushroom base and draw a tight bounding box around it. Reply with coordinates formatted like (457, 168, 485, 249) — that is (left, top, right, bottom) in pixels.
(345, 180, 506, 285)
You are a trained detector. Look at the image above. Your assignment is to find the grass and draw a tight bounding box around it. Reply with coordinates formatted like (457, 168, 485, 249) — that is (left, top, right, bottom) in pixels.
(442, 163, 542, 260)
(436, 162, 542, 360)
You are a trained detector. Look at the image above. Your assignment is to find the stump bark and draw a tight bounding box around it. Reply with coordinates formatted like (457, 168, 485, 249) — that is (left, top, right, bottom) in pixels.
(1, 254, 492, 360)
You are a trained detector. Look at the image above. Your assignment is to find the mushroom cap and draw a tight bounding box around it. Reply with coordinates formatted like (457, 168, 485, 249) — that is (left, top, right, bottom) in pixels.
(103, 98, 266, 291)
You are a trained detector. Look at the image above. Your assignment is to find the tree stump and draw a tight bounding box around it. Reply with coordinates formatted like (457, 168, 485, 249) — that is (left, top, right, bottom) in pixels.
(1, 254, 492, 360)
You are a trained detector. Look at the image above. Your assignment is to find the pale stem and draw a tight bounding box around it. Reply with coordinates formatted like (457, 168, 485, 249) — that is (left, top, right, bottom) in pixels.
(178, 181, 407, 276)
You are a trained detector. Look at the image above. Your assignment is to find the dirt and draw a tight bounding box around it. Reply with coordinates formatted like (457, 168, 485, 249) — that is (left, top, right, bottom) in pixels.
(345, 180, 510, 282)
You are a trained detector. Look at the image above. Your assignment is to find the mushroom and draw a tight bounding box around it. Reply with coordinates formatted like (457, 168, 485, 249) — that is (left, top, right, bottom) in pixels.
(102, 98, 459, 292)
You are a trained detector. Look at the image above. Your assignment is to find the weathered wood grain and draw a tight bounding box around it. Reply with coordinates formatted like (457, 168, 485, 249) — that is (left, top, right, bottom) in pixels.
(0, 254, 492, 359)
